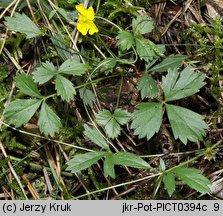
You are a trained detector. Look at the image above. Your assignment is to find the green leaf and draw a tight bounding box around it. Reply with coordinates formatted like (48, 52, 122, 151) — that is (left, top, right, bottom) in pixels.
(150, 54, 186, 72)
(96, 110, 112, 126)
(103, 152, 150, 178)
(83, 124, 110, 151)
(58, 8, 71, 22)
(132, 15, 154, 35)
(32, 61, 56, 84)
(135, 38, 157, 63)
(163, 66, 206, 101)
(105, 118, 121, 140)
(96, 109, 131, 139)
(0, 0, 14, 8)
(116, 30, 135, 51)
(18, 0, 36, 10)
(103, 154, 116, 178)
(66, 151, 107, 173)
(166, 104, 208, 144)
(5, 99, 42, 127)
(4, 12, 43, 39)
(38, 102, 62, 137)
(49, 9, 57, 20)
(138, 73, 159, 99)
(55, 74, 76, 102)
(50, 8, 70, 21)
(15, 73, 42, 98)
(113, 152, 150, 169)
(58, 59, 87, 75)
(113, 108, 131, 125)
(51, 34, 71, 61)
(174, 167, 211, 194)
(99, 58, 117, 75)
(163, 172, 176, 197)
(159, 158, 166, 171)
(131, 102, 163, 140)
(79, 88, 96, 107)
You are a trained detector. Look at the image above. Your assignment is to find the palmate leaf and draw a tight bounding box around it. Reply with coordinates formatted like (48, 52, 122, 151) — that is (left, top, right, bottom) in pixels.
(104, 118, 121, 140)
(99, 58, 117, 75)
(163, 172, 176, 197)
(96, 110, 112, 125)
(166, 104, 208, 144)
(131, 102, 163, 140)
(96, 110, 112, 126)
(15, 73, 42, 98)
(174, 167, 211, 194)
(4, 12, 43, 39)
(135, 38, 157, 63)
(83, 124, 110, 151)
(138, 73, 159, 99)
(132, 15, 154, 35)
(5, 99, 42, 127)
(116, 30, 135, 51)
(150, 54, 186, 72)
(79, 88, 96, 107)
(38, 101, 62, 137)
(104, 152, 150, 178)
(96, 109, 131, 139)
(163, 66, 206, 101)
(55, 74, 76, 102)
(103, 152, 150, 179)
(58, 59, 87, 75)
(135, 38, 164, 63)
(32, 61, 56, 84)
(113, 108, 131, 125)
(66, 151, 150, 176)
(66, 151, 107, 173)
(33, 59, 86, 85)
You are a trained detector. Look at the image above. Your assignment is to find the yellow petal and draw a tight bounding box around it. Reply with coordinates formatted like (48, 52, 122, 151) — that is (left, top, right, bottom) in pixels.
(88, 22, 99, 35)
(85, 7, 95, 21)
(78, 14, 87, 22)
(75, 4, 88, 16)
(76, 4, 95, 21)
(77, 22, 88, 35)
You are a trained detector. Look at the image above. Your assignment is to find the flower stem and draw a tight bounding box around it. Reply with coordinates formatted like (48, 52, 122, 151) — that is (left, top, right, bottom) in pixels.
(116, 74, 123, 109)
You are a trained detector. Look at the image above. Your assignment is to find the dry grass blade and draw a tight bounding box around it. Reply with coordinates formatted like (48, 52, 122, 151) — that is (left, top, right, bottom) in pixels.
(25, 0, 38, 25)
(1, 187, 11, 200)
(0, 141, 28, 199)
(43, 168, 53, 194)
(22, 174, 40, 199)
(44, 145, 67, 194)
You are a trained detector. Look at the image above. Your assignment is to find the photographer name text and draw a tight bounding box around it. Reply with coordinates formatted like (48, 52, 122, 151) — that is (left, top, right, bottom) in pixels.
(2, 202, 71, 213)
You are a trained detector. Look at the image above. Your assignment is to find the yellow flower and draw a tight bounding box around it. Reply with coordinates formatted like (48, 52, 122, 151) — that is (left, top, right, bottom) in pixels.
(75, 4, 98, 36)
